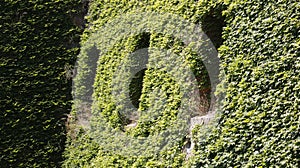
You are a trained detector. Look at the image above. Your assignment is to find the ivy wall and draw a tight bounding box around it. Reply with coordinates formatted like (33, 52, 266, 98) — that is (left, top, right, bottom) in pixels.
(193, 0, 300, 167)
(0, 0, 82, 167)
(63, 0, 299, 167)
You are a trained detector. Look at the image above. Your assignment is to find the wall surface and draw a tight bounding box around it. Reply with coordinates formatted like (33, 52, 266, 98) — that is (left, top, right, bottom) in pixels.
(63, 0, 299, 167)
(0, 0, 82, 167)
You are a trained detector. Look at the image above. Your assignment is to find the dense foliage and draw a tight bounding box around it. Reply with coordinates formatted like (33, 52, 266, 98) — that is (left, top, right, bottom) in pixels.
(3, 0, 298, 167)
(64, 0, 223, 167)
(0, 0, 82, 167)
(192, 0, 300, 167)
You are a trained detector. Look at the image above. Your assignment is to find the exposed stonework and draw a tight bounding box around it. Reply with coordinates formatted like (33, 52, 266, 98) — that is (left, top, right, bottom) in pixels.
(185, 112, 215, 159)
(125, 122, 137, 131)
(190, 112, 215, 131)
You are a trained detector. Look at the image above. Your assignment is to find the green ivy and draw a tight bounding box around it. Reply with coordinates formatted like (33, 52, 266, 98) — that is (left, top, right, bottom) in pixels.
(64, 0, 299, 167)
(0, 0, 82, 167)
(192, 0, 300, 167)
(64, 0, 223, 167)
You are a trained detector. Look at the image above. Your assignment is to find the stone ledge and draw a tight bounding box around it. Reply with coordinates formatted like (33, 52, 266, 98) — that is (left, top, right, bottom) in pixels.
(185, 112, 215, 159)
(189, 113, 214, 131)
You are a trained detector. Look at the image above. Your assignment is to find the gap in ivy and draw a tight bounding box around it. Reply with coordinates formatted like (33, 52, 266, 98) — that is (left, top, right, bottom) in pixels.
(202, 7, 226, 49)
(129, 68, 147, 109)
(128, 33, 150, 111)
(193, 6, 226, 116)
